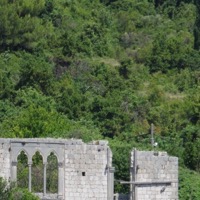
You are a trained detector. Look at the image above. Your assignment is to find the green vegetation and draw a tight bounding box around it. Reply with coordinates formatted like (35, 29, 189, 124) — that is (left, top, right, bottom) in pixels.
(0, 177, 39, 200)
(0, 0, 199, 198)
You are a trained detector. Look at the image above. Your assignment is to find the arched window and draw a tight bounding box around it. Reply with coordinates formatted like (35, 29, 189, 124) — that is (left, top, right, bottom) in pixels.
(17, 151, 28, 188)
(11, 142, 64, 199)
(32, 151, 43, 193)
(47, 152, 58, 193)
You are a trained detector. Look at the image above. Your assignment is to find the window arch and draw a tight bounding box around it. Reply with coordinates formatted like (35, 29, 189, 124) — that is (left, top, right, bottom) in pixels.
(32, 151, 43, 193)
(47, 152, 58, 193)
(11, 141, 65, 199)
(17, 151, 28, 188)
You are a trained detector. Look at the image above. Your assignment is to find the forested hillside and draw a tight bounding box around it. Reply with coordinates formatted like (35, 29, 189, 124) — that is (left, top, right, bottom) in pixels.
(0, 0, 200, 198)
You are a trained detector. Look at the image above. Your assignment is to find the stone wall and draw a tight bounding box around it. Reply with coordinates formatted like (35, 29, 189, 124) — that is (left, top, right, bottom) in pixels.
(0, 139, 179, 200)
(64, 140, 111, 200)
(0, 139, 11, 180)
(130, 149, 178, 200)
(0, 138, 113, 200)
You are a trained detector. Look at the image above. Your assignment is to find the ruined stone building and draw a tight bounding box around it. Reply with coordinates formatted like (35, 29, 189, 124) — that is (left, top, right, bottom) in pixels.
(0, 138, 178, 200)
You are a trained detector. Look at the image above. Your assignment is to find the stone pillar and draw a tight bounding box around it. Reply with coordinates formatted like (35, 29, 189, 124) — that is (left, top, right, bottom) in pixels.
(107, 147, 114, 200)
(58, 162, 64, 199)
(28, 162, 32, 192)
(130, 151, 134, 200)
(11, 161, 17, 182)
(43, 162, 47, 196)
(108, 167, 115, 200)
(130, 149, 137, 200)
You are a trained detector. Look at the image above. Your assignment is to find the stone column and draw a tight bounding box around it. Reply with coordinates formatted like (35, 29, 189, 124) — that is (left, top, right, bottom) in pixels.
(108, 167, 115, 200)
(11, 161, 17, 182)
(43, 162, 47, 196)
(130, 149, 137, 200)
(28, 162, 32, 192)
(130, 151, 134, 200)
(58, 162, 64, 199)
(134, 149, 138, 200)
(107, 147, 114, 200)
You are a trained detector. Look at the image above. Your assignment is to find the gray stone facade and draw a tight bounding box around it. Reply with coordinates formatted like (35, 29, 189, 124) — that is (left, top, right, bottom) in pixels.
(0, 138, 178, 200)
(0, 138, 114, 200)
(130, 149, 178, 200)
(0, 140, 11, 180)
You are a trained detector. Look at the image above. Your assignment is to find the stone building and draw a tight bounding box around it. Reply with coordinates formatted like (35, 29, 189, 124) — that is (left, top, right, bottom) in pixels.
(0, 138, 178, 200)
(0, 138, 114, 200)
(118, 149, 178, 200)
(130, 150, 178, 200)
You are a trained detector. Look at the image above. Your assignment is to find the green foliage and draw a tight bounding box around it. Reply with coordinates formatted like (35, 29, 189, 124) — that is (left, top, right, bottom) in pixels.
(194, 0, 200, 49)
(179, 167, 200, 200)
(147, 33, 193, 72)
(0, 177, 39, 200)
(0, 52, 21, 98)
(0, 0, 200, 197)
(0, 177, 11, 200)
(0, 0, 53, 51)
(10, 188, 39, 200)
(17, 151, 28, 189)
(182, 125, 200, 171)
(16, 52, 54, 94)
(109, 140, 133, 193)
(47, 153, 58, 193)
(32, 152, 43, 193)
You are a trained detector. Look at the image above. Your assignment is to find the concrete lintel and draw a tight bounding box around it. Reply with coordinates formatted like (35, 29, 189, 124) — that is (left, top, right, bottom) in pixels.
(120, 181, 172, 185)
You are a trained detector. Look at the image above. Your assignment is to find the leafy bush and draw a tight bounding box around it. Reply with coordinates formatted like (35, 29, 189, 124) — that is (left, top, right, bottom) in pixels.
(0, 177, 39, 200)
(10, 188, 39, 200)
(179, 167, 200, 200)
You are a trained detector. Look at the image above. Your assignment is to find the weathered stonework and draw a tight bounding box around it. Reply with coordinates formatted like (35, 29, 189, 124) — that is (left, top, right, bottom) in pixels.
(0, 138, 178, 200)
(0, 140, 11, 180)
(130, 149, 178, 200)
(0, 138, 114, 200)
(64, 140, 111, 200)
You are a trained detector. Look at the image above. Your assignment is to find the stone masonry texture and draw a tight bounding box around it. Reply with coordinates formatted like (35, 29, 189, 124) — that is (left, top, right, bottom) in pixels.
(64, 140, 110, 200)
(0, 139, 11, 180)
(0, 138, 178, 200)
(0, 138, 112, 200)
(130, 150, 178, 200)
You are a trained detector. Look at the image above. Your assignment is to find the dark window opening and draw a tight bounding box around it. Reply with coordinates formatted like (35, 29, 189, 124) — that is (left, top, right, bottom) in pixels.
(82, 172, 86, 176)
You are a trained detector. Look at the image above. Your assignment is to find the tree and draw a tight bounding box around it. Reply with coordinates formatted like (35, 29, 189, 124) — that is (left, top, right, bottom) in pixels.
(0, 177, 11, 200)
(194, 0, 200, 49)
(182, 125, 200, 171)
(0, 177, 39, 200)
(0, 0, 53, 51)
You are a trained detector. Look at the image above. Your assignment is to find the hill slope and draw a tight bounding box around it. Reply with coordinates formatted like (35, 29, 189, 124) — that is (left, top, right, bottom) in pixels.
(0, 0, 199, 197)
